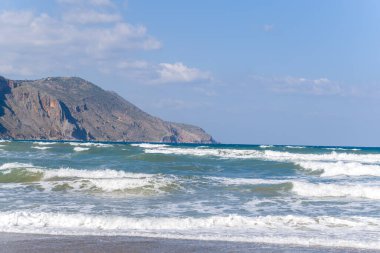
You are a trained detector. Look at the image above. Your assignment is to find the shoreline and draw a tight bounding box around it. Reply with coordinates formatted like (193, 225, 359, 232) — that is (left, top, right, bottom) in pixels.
(2, 138, 378, 149)
(0, 233, 378, 253)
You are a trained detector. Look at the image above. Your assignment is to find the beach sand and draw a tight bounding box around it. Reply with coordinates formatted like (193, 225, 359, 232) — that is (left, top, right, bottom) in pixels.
(0, 233, 378, 253)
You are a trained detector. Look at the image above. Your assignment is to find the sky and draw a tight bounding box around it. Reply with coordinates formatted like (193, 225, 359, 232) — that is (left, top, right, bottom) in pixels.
(0, 0, 380, 146)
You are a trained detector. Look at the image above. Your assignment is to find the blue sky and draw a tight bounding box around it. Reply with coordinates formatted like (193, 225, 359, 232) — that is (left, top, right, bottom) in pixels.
(1, 0, 380, 146)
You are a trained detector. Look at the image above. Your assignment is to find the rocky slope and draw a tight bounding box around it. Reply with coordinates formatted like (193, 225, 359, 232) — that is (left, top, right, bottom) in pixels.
(0, 76, 215, 143)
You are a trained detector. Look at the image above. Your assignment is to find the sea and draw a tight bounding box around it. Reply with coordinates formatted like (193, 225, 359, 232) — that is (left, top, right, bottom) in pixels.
(0, 140, 379, 251)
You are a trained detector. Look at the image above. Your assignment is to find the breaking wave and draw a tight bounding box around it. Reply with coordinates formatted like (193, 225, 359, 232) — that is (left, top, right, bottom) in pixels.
(325, 147, 361, 151)
(296, 161, 380, 177)
(292, 181, 380, 200)
(69, 142, 113, 148)
(138, 144, 380, 163)
(73, 147, 90, 152)
(131, 143, 169, 148)
(259, 145, 273, 149)
(0, 211, 378, 249)
(207, 177, 290, 186)
(263, 150, 380, 164)
(209, 176, 380, 199)
(137, 145, 380, 178)
(32, 146, 51, 150)
(0, 162, 35, 170)
(0, 163, 177, 195)
(33, 142, 57, 146)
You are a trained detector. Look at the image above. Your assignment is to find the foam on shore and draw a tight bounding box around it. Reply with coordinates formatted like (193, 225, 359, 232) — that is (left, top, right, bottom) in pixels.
(0, 211, 378, 249)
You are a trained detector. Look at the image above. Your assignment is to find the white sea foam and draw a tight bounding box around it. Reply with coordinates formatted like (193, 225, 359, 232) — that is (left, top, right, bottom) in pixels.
(33, 142, 57, 146)
(41, 168, 151, 179)
(325, 147, 361, 151)
(69, 142, 113, 148)
(0, 162, 36, 170)
(140, 145, 380, 168)
(285, 145, 305, 149)
(73, 147, 90, 152)
(143, 146, 263, 159)
(42, 168, 176, 193)
(207, 177, 290, 185)
(0, 211, 378, 249)
(296, 161, 380, 177)
(292, 181, 380, 199)
(0, 163, 176, 194)
(259, 145, 273, 148)
(212, 176, 380, 199)
(36, 177, 176, 194)
(32, 146, 51, 150)
(263, 150, 380, 164)
(131, 143, 169, 148)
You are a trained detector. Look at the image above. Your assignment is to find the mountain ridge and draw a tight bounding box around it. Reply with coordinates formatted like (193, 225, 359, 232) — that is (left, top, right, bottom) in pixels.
(0, 75, 215, 143)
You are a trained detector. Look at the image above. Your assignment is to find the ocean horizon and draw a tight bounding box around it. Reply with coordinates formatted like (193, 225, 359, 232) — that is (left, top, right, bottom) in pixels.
(0, 139, 379, 251)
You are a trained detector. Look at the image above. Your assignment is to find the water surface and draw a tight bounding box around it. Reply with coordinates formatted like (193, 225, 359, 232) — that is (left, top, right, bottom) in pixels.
(0, 140, 379, 250)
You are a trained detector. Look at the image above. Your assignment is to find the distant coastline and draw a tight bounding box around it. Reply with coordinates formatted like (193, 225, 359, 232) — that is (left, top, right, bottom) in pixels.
(0, 75, 215, 144)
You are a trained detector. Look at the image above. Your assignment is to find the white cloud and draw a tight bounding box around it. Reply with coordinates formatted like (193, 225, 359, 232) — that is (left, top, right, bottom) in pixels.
(0, 4, 210, 87)
(114, 60, 212, 85)
(89, 0, 115, 6)
(0, 8, 161, 77)
(58, 0, 115, 7)
(63, 10, 121, 24)
(155, 62, 212, 83)
(252, 75, 343, 96)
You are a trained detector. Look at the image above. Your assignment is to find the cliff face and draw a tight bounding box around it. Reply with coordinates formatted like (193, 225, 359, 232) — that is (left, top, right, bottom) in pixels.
(0, 76, 215, 143)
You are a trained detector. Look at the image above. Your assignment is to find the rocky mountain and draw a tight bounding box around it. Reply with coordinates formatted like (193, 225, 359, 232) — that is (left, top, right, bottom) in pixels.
(0, 76, 215, 143)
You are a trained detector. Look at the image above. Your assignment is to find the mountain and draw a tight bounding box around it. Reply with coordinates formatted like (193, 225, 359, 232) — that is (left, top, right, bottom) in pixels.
(0, 76, 215, 143)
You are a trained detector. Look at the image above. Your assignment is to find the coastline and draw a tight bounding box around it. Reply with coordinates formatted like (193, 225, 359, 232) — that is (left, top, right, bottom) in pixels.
(0, 233, 378, 253)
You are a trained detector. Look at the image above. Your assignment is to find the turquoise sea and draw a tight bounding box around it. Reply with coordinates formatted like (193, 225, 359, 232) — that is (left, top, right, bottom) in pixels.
(0, 140, 379, 250)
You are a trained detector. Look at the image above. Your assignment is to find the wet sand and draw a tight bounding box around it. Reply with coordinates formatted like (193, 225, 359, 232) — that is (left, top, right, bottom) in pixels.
(0, 233, 378, 253)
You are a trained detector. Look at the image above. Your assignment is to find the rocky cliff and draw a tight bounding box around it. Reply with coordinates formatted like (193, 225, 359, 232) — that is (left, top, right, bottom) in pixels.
(0, 76, 215, 143)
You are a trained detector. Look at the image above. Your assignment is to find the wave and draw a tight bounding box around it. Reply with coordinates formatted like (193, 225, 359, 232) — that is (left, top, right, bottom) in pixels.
(138, 145, 380, 180)
(131, 143, 169, 148)
(0, 162, 36, 170)
(296, 161, 380, 177)
(32, 146, 51, 150)
(259, 145, 273, 149)
(263, 150, 380, 164)
(0, 163, 177, 195)
(207, 177, 290, 186)
(33, 142, 57, 146)
(140, 145, 380, 164)
(143, 146, 264, 159)
(325, 147, 361, 151)
(210, 176, 380, 199)
(73, 147, 90, 152)
(69, 142, 113, 148)
(0, 211, 378, 249)
(285, 145, 305, 149)
(292, 181, 380, 200)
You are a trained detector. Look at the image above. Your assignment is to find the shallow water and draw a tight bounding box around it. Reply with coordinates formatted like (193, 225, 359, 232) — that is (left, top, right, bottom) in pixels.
(0, 140, 379, 250)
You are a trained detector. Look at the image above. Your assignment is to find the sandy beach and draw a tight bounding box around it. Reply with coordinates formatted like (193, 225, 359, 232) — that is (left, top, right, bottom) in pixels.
(0, 233, 378, 253)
